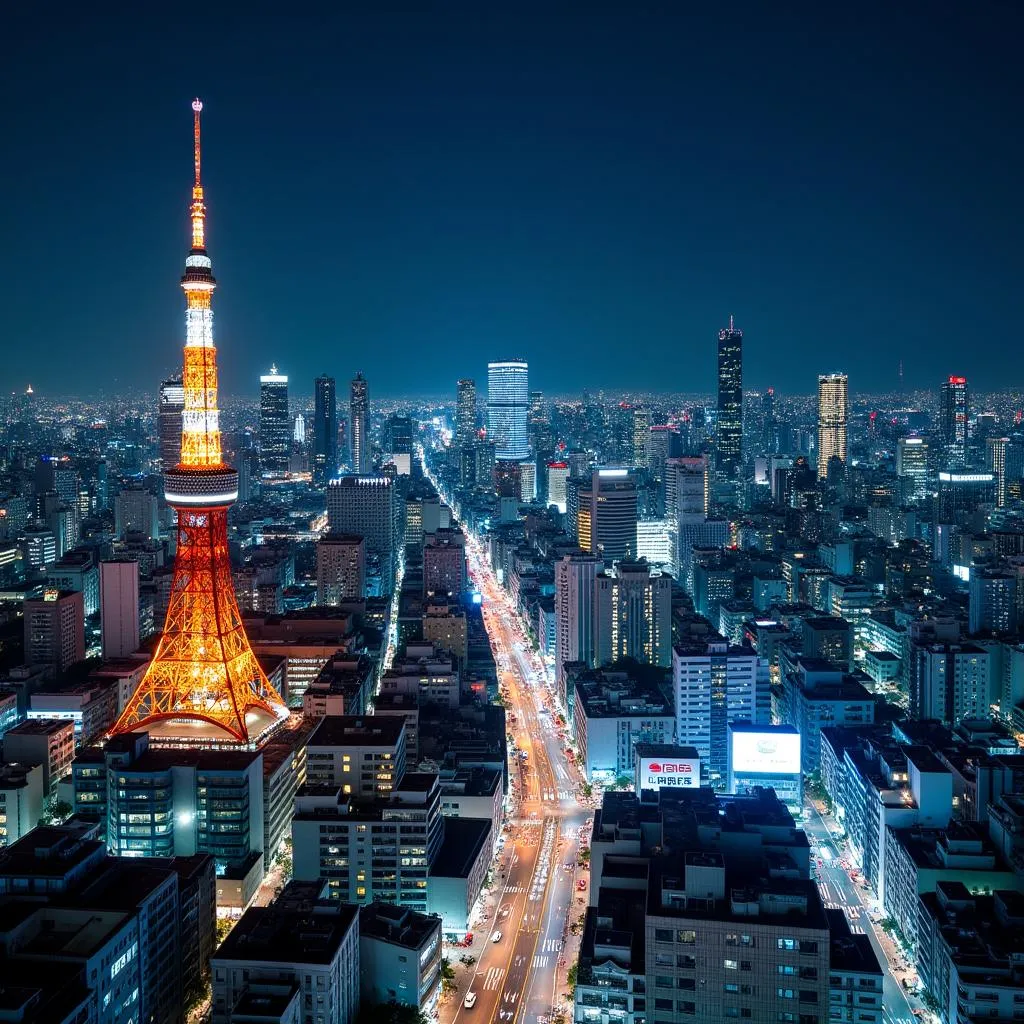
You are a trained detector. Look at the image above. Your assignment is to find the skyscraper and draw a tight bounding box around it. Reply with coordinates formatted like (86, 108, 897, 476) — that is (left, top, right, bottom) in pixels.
(941, 375, 969, 466)
(456, 378, 476, 445)
(817, 372, 849, 478)
(554, 552, 603, 698)
(594, 560, 673, 668)
(716, 316, 743, 477)
(350, 372, 369, 473)
(987, 436, 1009, 507)
(111, 99, 286, 746)
(158, 375, 184, 469)
(312, 375, 338, 485)
(487, 360, 530, 460)
(576, 469, 638, 564)
(896, 437, 929, 499)
(259, 365, 290, 475)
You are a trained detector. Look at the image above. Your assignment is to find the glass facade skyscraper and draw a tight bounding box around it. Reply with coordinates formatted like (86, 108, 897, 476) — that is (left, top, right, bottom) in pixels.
(941, 375, 969, 466)
(312, 374, 338, 485)
(817, 372, 849, 478)
(487, 360, 530, 460)
(456, 378, 476, 445)
(259, 364, 290, 475)
(350, 372, 369, 473)
(716, 316, 743, 477)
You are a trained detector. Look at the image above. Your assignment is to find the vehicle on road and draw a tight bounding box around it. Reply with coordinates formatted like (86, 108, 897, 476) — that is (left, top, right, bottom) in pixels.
(491, 930, 502, 942)
(464, 992, 477, 1009)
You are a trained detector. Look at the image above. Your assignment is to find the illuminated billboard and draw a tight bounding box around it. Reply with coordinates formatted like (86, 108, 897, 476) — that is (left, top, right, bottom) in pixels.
(638, 756, 700, 792)
(730, 730, 801, 776)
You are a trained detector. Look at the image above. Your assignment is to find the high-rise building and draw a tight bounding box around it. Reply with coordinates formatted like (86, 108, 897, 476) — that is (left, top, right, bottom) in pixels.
(350, 372, 369, 473)
(259, 365, 290, 475)
(326, 476, 403, 595)
(630, 406, 651, 467)
(576, 469, 638, 564)
(110, 99, 287, 747)
(554, 553, 603, 699)
(941, 375, 969, 466)
(384, 414, 413, 457)
(547, 461, 569, 513)
(114, 485, 159, 540)
(487, 360, 530, 460)
(896, 436, 929, 499)
(158, 374, 184, 469)
(456, 378, 477, 445)
(817, 372, 849, 478)
(24, 589, 85, 673)
(423, 528, 467, 599)
(316, 534, 366, 605)
(673, 635, 765, 784)
(100, 560, 140, 660)
(594, 560, 673, 668)
(987, 436, 1009, 507)
(715, 315, 743, 476)
(969, 570, 1017, 635)
(312, 375, 338, 485)
(664, 455, 708, 521)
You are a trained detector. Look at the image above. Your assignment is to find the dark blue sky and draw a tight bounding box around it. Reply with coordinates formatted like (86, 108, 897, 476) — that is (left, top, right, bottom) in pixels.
(3, 4, 1022, 398)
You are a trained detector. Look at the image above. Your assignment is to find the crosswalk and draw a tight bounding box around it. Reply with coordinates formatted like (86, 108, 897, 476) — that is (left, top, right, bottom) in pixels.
(482, 967, 505, 990)
(541, 790, 576, 801)
(532, 955, 550, 969)
(540, 939, 561, 954)
(504, 886, 527, 894)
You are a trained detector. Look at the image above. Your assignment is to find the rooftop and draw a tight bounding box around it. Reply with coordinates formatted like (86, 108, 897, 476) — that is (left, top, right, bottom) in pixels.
(308, 714, 406, 748)
(214, 902, 359, 966)
(359, 902, 440, 949)
(432, 816, 491, 879)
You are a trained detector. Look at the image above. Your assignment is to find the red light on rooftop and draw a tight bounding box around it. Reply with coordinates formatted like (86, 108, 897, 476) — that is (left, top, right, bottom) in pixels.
(948, 376, 966, 385)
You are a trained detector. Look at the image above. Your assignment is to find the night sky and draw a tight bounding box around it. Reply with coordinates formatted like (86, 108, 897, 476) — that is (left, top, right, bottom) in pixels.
(4, 5, 1022, 399)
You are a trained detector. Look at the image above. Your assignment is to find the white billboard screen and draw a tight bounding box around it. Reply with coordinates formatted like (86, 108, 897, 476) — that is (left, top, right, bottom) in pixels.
(639, 756, 700, 792)
(731, 731, 801, 775)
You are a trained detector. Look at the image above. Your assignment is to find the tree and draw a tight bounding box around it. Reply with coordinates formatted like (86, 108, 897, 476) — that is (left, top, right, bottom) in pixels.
(566, 961, 578, 991)
(358, 1002, 428, 1024)
(440, 957, 457, 994)
(581, 782, 593, 799)
(41, 796, 73, 825)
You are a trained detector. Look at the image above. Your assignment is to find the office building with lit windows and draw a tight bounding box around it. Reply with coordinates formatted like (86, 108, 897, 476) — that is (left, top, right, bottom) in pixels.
(259, 365, 290, 475)
(554, 552, 604, 698)
(316, 534, 366, 605)
(715, 316, 743, 476)
(313, 374, 339, 485)
(305, 715, 408, 799)
(896, 436, 929, 499)
(487, 360, 530, 460)
(594, 560, 673, 668)
(350, 373, 370, 474)
(575, 469, 638, 563)
(941, 375, 969, 466)
(987, 436, 1010, 507)
(455, 378, 477, 445)
(158, 374, 184, 469)
(291, 771, 444, 913)
(817, 373, 848, 478)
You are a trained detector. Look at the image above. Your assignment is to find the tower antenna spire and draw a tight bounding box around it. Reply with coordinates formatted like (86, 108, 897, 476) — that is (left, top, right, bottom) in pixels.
(190, 98, 206, 251)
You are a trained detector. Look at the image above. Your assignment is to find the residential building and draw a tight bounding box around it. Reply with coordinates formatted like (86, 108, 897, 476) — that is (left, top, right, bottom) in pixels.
(212, 894, 360, 1024)
(100, 560, 140, 659)
(305, 715, 408, 800)
(317, 534, 367, 605)
(3, 718, 75, 797)
(359, 902, 442, 1014)
(0, 762, 44, 845)
(23, 589, 84, 673)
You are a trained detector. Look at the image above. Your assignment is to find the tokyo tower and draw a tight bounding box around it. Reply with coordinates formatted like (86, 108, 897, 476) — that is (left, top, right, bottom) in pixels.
(110, 100, 287, 746)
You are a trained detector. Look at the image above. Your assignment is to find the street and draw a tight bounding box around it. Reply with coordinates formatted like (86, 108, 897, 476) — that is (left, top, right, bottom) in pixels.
(428, 469, 588, 1024)
(803, 802, 923, 1024)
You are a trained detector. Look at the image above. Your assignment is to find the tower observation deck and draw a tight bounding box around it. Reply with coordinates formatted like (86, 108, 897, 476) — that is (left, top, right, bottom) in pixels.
(110, 100, 287, 746)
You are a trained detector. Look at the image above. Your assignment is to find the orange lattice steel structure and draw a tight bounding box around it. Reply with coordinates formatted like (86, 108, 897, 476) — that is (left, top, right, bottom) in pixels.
(110, 100, 286, 745)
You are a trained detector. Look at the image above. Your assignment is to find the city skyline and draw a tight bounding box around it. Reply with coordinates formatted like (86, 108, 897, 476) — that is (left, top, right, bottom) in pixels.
(5, 7, 1024, 395)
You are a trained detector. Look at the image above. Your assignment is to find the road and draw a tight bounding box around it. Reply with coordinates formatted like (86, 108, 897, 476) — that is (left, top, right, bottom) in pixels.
(430, 476, 588, 1024)
(803, 802, 922, 1024)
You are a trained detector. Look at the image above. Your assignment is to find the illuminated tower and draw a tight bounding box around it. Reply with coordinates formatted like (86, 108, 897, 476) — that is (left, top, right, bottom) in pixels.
(941, 375, 969, 466)
(817, 373, 849, 479)
(716, 315, 743, 477)
(111, 99, 286, 746)
(455, 379, 476, 446)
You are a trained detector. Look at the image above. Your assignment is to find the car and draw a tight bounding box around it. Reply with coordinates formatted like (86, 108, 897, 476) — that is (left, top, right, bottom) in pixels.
(491, 930, 503, 942)
(464, 993, 478, 1009)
